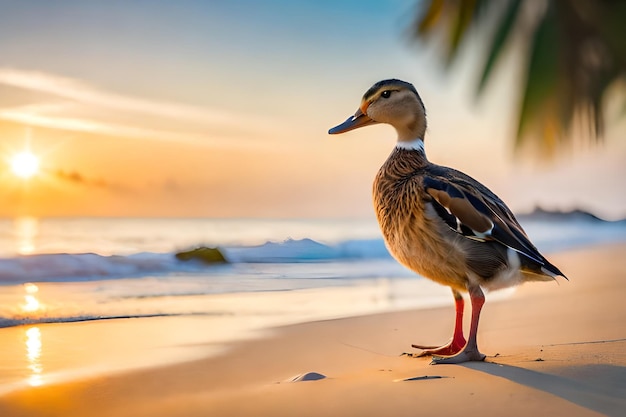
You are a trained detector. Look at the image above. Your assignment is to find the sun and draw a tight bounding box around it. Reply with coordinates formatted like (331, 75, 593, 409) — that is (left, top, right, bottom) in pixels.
(10, 151, 41, 179)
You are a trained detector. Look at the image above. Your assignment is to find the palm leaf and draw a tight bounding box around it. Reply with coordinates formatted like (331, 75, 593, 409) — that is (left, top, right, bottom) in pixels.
(415, 0, 483, 64)
(515, 2, 559, 149)
(412, 0, 626, 154)
(445, 0, 478, 64)
(417, 0, 444, 34)
(476, 0, 521, 95)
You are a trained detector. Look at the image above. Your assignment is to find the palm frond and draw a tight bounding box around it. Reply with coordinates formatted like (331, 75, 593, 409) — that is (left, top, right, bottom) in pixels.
(515, 1, 560, 149)
(476, 0, 521, 95)
(446, 0, 478, 64)
(416, 0, 444, 34)
(412, 0, 626, 154)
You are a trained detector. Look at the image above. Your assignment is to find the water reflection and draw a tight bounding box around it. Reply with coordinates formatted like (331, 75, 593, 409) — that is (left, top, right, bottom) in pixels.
(25, 327, 43, 386)
(19, 285, 46, 386)
(21, 283, 42, 313)
(14, 216, 39, 255)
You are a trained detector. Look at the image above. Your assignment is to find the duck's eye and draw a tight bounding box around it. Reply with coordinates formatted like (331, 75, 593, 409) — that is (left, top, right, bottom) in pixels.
(381, 90, 392, 99)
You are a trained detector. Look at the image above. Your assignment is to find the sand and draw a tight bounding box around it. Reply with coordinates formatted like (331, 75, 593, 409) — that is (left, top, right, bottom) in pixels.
(1, 244, 625, 417)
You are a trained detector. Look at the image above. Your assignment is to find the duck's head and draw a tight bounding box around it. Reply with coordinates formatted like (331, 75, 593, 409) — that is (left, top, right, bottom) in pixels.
(328, 79, 426, 142)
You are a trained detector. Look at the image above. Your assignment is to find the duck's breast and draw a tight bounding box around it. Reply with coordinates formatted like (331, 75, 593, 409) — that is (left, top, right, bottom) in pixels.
(373, 168, 469, 290)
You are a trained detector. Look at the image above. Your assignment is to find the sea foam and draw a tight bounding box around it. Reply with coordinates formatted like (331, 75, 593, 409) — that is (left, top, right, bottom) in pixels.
(0, 238, 392, 284)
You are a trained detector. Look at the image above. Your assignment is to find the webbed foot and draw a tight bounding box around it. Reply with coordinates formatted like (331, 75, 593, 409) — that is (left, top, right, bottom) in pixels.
(430, 348, 486, 364)
(412, 337, 466, 357)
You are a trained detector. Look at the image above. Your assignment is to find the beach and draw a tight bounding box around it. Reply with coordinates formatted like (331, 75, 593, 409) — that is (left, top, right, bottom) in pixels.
(0, 243, 624, 417)
(2, 1, 625, 416)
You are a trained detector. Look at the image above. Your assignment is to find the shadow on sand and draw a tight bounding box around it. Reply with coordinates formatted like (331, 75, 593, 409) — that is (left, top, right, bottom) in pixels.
(463, 361, 626, 417)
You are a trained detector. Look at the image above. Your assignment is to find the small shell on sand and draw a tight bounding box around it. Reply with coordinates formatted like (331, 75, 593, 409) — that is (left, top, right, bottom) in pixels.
(287, 372, 327, 382)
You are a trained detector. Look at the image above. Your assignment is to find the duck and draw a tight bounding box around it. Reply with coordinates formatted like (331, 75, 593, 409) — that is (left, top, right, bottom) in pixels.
(328, 79, 567, 364)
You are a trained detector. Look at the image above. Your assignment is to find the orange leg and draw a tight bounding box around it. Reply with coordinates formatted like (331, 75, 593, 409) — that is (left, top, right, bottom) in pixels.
(412, 289, 467, 357)
(432, 284, 486, 364)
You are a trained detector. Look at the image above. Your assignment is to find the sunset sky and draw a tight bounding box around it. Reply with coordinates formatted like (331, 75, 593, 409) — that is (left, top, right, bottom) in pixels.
(1, 0, 625, 219)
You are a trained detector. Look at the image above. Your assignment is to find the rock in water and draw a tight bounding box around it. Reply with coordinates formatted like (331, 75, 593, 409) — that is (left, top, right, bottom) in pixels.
(175, 247, 227, 264)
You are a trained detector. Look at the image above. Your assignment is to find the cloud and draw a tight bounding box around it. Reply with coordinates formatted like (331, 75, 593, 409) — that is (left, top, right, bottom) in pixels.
(0, 105, 243, 147)
(0, 68, 284, 147)
(53, 169, 136, 194)
(55, 169, 86, 184)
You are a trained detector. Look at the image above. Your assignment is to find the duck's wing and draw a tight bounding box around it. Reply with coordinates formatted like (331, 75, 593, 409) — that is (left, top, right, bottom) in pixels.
(422, 168, 566, 279)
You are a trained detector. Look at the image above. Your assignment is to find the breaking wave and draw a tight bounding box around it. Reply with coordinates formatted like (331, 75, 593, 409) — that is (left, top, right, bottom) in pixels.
(0, 238, 391, 284)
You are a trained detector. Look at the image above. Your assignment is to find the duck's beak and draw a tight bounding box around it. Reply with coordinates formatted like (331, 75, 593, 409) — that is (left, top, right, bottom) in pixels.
(328, 108, 378, 134)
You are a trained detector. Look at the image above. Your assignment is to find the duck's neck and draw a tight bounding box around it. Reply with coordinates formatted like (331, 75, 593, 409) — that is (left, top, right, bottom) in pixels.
(393, 109, 426, 143)
(396, 138, 425, 153)
(383, 137, 428, 172)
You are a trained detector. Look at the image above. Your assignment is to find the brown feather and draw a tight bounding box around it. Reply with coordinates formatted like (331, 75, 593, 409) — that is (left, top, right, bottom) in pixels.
(426, 188, 493, 234)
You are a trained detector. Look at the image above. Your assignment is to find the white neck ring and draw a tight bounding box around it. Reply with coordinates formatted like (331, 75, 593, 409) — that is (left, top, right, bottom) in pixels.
(396, 138, 424, 152)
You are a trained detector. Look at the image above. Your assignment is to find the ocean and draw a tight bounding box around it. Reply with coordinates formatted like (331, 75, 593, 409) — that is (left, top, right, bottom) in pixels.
(1, 215, 625, 329)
